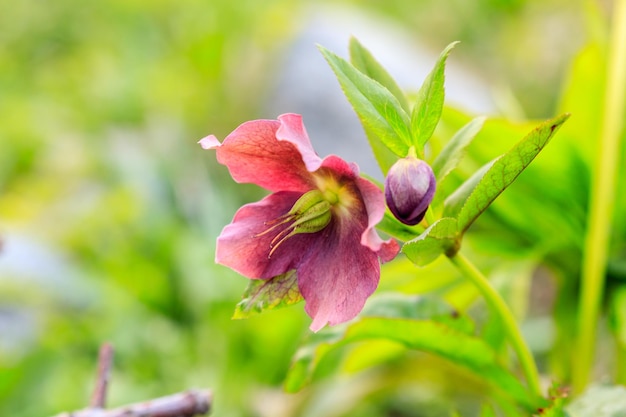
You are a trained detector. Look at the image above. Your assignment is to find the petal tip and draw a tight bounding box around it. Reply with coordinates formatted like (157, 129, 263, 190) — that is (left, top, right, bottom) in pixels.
(379, 239, 400, 263)
(199, 135, 221, 149)
(308, 318, 327, 333)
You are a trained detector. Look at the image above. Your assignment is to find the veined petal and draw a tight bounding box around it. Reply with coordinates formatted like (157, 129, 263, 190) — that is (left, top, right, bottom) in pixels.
(319, 154, 360, 179)
(297, 215, 381, 332)
(216, 191, 321, 279)
(276, 114, 324, 173)
(356, 177, 400, 263)
(207, 119, 316, 193)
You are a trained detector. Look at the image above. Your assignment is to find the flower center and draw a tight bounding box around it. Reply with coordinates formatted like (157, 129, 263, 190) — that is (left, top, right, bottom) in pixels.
(314, 172, 357, 217)
(322, 188, 339, 205)
(256, 189, 332, 258)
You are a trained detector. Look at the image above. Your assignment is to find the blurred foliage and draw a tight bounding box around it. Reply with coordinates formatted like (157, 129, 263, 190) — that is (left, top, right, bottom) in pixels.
(0, 0, 623, 416)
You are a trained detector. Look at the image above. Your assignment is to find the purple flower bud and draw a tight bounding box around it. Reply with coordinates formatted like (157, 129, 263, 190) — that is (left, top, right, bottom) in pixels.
(384, 156, 436, 225)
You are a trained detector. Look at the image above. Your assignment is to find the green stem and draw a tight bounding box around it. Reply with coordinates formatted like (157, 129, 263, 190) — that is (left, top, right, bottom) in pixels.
(617, 339, 626, 385)
(573, 0, 626, 393)
(424, 205, 436, 227)
(448, 251, 542, 397)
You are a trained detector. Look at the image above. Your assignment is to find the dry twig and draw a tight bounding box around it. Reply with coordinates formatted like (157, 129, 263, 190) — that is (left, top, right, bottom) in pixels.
(52, 389, 213, 417)
(90, 343, 114, 409)
(51, 343, 212, 417)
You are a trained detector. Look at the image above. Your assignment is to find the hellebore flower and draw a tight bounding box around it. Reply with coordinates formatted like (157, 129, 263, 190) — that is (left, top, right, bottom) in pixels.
(384, 156, 436, 225)
(199, 113, 399, 331)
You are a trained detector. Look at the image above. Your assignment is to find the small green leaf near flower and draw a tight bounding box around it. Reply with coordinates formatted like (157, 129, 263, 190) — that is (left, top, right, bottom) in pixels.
(349, 37, 410, 112)
(233, 270, 303, 319)
(376, 211, 425, 242)
(410, 41, 459, 149)
(443, 160, 495, 219)
(402, 217, 459, 266)
(319, 45, 413, 157)
(432, 116, 486, 183)
(444, 113, 570, 235)
(347, 37, 411, 173)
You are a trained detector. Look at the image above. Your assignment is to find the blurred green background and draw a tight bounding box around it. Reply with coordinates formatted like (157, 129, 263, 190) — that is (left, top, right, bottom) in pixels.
(0, 0, 618, 416)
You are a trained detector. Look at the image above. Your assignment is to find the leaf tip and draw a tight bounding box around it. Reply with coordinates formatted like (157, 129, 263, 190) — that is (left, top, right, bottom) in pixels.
(443, 40, 461, 56)
(231, 308, 246, 320)
(553, 112, 571, 125)
(316, 43, 329, 54)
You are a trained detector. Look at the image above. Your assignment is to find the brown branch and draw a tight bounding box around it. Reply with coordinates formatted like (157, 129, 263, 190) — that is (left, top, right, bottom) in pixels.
(90, 343, 114, 408)
(51, 343, 213, 417)
(52, 389, 213, 417)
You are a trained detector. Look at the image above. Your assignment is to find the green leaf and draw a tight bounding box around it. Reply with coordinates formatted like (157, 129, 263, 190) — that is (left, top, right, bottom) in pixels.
(450, 113, 570, 234)
(363, 126, 401, 175)
(566, 385, 626, 417)
(347, 38, 411, 173)
(232, 270, 303, 319)
(319, 45, 412, 157)
(376, 211, 424, 242)
(443, 160, 495, 219)
(349, 37, 410, 112)
(285, 294, 469, 393)
(402, 217, 459, 266)
(432, 116, 486, 182)
(410, 41, 459, 148)
(283, 328, 343, 393)
(361, 293, 474, 334)
(286, 316, 544, 411)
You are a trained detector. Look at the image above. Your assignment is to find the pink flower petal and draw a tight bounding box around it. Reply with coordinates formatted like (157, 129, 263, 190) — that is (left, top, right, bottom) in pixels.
(297, 215, 381, 332)
(316, 155, 398, 262)
(216, 191, 322, 279)
(356, 177, 400, 263)
(319, 154, 360, 178)
(276, 114, 323, 172)
(209, 119, 316, 193)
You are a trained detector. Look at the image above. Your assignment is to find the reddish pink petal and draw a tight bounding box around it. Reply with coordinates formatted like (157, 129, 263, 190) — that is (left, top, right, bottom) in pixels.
(210, 119, 317, 193)
(216, 191, 321, 279)
(276, 114, 323, 172)
(317, 154, 398, 263)
(356, 177, 400, 263)
(319, 154, 360, 178)
(297, 214, 381, 332)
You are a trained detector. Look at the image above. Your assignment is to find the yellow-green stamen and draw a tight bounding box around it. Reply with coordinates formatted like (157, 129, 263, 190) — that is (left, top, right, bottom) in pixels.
(256, 190, 333, 258)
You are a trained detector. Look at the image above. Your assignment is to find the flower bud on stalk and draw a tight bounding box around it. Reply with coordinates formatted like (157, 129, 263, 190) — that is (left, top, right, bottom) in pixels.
(384, 156, 436, 225)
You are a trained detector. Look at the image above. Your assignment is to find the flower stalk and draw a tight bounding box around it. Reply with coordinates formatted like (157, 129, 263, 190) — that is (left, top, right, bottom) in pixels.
(447, 251, 542, 397)
(573, 0, 626, 393)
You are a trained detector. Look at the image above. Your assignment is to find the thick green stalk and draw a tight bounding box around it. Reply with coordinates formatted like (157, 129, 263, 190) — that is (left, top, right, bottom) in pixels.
(448, 251, 542, 397)
(424, 205, 436, 227)
(573, 0, 626, 393)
